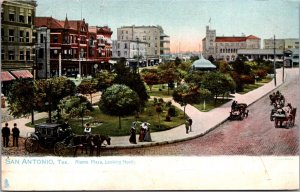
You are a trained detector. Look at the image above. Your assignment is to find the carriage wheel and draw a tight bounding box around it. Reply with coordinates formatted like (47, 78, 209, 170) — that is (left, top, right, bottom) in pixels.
(25, 137, 39, 153)
(54, 142, 68, 156)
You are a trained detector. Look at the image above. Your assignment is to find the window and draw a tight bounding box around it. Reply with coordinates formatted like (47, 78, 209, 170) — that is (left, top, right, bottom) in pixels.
(39, 48, 44, 58)
(1, 49, 4, 60)
(124, 43, 128, 49)
(8, 50, 15, 60)
(19, 31, 24, 42)
(124, 51, 127, 57)
(143, 36, 146, 40)
(53, 35, 58, 43)
(28, 16, 32, 24)
(19, 51, 24, 60)
(1, 28, 4, 41)
(9, 12, 15, 22)
(19, 15, 24, 23)
(9, 29, 14, 42)
(40, 34, 44, 43)
(117, 43, 120, 49)
(155, 50, 157, 55)
(26, 50, 30, 61)
(26, 32, 29, 43)
(117, 51, 120, 57)
(126, 31, 128, 34)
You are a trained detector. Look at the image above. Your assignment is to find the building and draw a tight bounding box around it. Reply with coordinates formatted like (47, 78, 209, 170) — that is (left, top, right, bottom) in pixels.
(35, 16, 113, 78)
(264, 38, 299, 49)
(202, 26, 261, 62)
(117, 25, 170, 65)
(112, 40, 147, 66)
(1, 0, 37, 73)
(1, 0, 36, 94)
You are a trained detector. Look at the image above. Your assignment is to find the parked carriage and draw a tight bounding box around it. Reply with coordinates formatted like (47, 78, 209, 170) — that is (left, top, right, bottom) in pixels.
(25, 123, 111, 156)
(228, 103, 249, 120)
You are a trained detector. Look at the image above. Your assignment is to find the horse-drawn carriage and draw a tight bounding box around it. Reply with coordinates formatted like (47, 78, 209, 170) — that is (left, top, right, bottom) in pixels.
(269, 91, 285, 108)
(271, 107, 297, 128)
(228, 101, 249, 120)
(25, 123, 111, 156)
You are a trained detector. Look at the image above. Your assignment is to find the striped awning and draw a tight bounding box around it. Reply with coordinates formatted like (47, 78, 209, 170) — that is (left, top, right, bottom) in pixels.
(0, 71, 15, 82)
(10, 70, 33, 79)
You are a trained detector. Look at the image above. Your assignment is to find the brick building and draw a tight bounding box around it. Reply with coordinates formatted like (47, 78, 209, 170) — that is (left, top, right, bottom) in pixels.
(35, 16, 113, 78)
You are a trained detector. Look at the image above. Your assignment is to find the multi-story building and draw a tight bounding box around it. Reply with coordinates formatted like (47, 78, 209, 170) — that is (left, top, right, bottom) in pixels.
(117, 25, 170, 65)
(264, 38, 299, 49)
(112, 40, 147, 60)
(1, 0, 37, 73)
(35, 16, 113, 77)
(202, 26, 261, 62)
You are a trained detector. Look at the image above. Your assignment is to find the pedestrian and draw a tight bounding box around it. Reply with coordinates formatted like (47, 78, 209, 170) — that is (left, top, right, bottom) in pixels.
(84, 123, 92, 136)
(2, 123, 10, 147)
(188, 118, 193, 132)
(129, 122, 137, 144)
(185, 120, 189, 134)
(12, 123, 20, 147)
(143, 122, 152, 142)
(138, 123, 146, 142)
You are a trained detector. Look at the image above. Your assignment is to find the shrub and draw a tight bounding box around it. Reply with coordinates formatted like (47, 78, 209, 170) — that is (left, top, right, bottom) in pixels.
(165, 115, 171, 122)
(168, 106, 176, 117)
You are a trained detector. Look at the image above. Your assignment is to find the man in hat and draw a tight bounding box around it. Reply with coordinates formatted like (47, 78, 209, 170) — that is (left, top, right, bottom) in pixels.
(12, 123, 20, 147)
(2, 123, 10, 147)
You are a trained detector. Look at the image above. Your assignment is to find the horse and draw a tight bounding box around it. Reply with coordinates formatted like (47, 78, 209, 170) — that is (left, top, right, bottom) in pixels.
(72, 135, 95, 157)
(90, 135, 111, 156)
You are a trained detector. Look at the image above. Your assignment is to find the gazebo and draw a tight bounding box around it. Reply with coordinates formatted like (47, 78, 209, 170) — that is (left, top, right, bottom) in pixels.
(192, 53, 216, 71)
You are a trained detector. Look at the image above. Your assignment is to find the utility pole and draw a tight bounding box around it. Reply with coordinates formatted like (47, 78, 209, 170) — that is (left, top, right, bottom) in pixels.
(273, 35, 276, 87)
(282, 40, 285, 83)
(44, 34, 47, 79)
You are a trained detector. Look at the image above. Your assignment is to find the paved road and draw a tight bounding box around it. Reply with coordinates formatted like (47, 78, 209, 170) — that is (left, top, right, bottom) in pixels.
(100, 69, 299, 156)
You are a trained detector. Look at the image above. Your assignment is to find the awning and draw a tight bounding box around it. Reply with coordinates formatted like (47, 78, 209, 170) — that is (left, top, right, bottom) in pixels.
(0, 71, 15, 82)
(11, 70, 33, 79)
(109, 60, 117, 64)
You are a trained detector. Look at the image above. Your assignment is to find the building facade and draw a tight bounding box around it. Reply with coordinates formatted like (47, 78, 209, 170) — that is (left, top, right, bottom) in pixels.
(35, 16, 113, 78)
(202, 26, 261, 62)
(117, 25, 170, 65)
(1, 0, 37, 72)
(264, 38, 299, 49)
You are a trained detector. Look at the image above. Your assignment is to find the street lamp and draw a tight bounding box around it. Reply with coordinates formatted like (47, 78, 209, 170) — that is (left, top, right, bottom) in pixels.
(44, 35, 48, 79)
(273, 35, 277, 87)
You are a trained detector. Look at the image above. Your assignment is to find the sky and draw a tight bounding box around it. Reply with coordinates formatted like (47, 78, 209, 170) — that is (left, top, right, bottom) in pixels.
(36, 0, 299, 53)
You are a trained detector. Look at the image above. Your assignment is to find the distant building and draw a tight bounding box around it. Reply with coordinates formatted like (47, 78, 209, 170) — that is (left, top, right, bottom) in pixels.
(117, 25, 170, 65)
(1, 0, 37, 94)
(35, 16, 113, 77)
(264, 38, 299, 49)
(1, 0, 37, 73)
(202, 26, 261, 62)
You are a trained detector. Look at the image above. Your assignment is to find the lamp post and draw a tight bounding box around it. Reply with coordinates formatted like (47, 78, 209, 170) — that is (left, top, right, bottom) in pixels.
(44, 35, 48, 79)
(273, 35, 277, 87)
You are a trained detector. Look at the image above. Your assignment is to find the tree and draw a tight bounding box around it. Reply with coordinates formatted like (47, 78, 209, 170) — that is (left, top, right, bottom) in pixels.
(77, 79, 98, 103)
(208, 55, 215, 63)
(99, 84, 140, 129)
(142, 72, 160, 92)
(7, 79, 36, 123)
(198, 88, 212, 111)
(175, 57, 182, 67)
(160, 68, 180, 95)
(35, 77, 76, 122)
(94, 70, 116, 91)
(114, 62, 149, 105)
(173, 83, 201, 117)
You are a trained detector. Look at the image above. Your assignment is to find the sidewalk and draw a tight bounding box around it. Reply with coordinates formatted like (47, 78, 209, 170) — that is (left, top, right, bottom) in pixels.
(2, 68, 294, 149)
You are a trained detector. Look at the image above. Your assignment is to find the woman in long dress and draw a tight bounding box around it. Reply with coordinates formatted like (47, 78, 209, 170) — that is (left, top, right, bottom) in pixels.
(129, 122, 137, 144)
(143, 122, 152, 142)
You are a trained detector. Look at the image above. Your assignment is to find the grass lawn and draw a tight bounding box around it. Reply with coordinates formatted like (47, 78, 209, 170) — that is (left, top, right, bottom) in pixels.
(193, 98, 232, 112)
(147, 84, 174, 98)
(26, 101, 185, 136)
(238, 77, 273, 94)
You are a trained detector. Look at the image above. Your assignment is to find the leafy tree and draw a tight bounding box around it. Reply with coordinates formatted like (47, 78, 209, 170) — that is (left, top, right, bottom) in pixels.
(208, 55, 215, 63)
(160, 68, 180, 95)
(77, 79, 98, 103)
(199, 88, 212, 110)
(35, 77, 76, 122)
(142, 72, 160, 92)
(94, 70, 116, 91)
(175, 57, 182, 67)
(7, 79, 36, 123)
(215, 60, 230, 73)
(184, 71, 205, 87)
(99, 84, 140, 129)
(114, 62, 149, 105)
(173, 83, 201, 117)
(190, 55, 199, 62)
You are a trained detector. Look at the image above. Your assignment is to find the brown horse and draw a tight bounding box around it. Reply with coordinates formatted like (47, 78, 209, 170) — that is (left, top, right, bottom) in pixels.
(72, 135, 94, 157)
(90, 135, 111, 156)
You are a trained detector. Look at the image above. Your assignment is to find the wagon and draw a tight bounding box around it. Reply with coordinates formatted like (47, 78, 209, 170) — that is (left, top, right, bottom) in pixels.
(24, 123, 73, 155)
(273, 108, 297, 128)
(228, 103, 249, 121)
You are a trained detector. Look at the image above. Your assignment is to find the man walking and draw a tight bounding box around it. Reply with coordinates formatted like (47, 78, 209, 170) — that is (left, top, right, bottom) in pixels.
(185, 120, 189, 134)
(2, 123, 10, 147)
(188, 118, 193, 132)
(12, 123, 20, 147)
